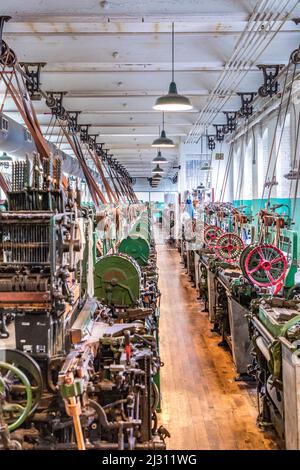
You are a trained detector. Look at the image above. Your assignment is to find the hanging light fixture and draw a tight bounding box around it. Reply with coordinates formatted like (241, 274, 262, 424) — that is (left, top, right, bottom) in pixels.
(151, 112, 175, 148)
(153, 23, 193, 112)
(152, 150, 168, 164)
(152, 164, 164, 174)
(0, 152, 12, 161)
(152, 173, 162, 180)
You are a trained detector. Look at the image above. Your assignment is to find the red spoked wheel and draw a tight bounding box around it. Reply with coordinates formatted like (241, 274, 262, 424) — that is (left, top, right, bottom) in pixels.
(215, 233, 244, 263)
(244, 244, 287, 287)
(204, 225, 223, 247)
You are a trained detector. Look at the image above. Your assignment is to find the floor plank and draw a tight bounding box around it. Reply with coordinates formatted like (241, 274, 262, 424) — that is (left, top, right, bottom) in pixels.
(157, 242, 279, 450)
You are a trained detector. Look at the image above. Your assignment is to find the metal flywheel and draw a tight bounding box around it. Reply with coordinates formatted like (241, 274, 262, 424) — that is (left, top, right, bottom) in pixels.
(215, 233, 244, 263)
(203, 225, 223, 247)
(242, 244, 287, 287)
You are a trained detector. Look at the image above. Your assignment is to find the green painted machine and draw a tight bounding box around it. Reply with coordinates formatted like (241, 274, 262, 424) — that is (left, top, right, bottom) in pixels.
(93, 208, 163, 412)
(94, 253, 141, 308)
(249, 298, 300, 448)
(118, 235, 150, 266)
(118, 211, 151, 266)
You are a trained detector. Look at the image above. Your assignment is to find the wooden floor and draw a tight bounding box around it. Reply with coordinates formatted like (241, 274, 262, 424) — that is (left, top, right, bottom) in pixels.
(157, 241, 279, 450)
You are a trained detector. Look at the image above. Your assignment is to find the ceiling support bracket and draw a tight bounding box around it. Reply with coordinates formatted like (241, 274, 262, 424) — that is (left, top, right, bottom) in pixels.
(88, 134, 99, 150)
(237, 92, 256, 119)
(0, 16, 16, 67)
(207, 135, 216, 151)
(257, 64, 284, 98)
(213, 125, 224, 143)
(19, 63, 46, 101)
(223, 111, 237, 134)
(67, 111, 81, 132)
(46, 91, 67, 119)
(78, 124, 91, 143)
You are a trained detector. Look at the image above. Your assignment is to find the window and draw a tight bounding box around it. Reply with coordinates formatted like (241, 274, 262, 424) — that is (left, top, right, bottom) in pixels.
(243, 139, 253, 200)
(185, 157, 210, 190)
(257, 128, 269, 197)
(276, 114, 291, 198)
(233, 146, 241, 201)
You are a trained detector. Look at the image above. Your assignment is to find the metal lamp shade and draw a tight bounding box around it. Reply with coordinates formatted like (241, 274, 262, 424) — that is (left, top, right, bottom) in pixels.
(152, 150, 168, 163)
(152, 164, 164, 174)
(151, 130, 175, 148)
(153, 81, 193, 111)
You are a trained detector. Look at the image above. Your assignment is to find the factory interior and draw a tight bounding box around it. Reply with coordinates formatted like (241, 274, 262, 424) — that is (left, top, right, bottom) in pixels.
(2, 0, 300, 455)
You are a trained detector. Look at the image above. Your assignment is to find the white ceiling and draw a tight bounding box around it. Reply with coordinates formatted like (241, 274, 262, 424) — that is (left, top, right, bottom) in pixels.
(2, 0, 300, 176)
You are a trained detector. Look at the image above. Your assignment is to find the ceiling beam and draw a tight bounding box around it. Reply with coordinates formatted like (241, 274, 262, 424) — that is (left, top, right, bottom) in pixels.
(38, 64, 265, 73)
(48, 90, 228, 98)
(3, 109, 200, 115)
(1, 13, 261, 24)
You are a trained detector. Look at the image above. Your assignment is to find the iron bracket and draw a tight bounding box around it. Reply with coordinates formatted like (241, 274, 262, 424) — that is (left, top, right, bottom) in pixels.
(78, 124, 91, 143)
(237, 92, 256, 118)
(213, 125, 224, 142)
(207, 135, 216, 151)
(0, 16, 16, 67)
(95, 143, 105, 157)
(257, 64, 284, 98)
(223, 111, 237, 134)
(88, 134, 99, 150)
(19, 62, 46, 100)
(46, 91, 67, 119)
(67, 111, 81, 132)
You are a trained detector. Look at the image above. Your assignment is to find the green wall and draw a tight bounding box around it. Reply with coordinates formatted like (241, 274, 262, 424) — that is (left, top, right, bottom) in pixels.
(233, 197, 300, 261)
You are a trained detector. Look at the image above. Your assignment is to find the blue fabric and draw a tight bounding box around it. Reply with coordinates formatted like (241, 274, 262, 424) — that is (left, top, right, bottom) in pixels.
(185, 198, 195, 218)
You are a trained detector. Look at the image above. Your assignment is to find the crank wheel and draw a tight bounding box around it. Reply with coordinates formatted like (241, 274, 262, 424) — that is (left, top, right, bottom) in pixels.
(244, 244, 287, 287)
(0, 349, 43, 431)
(204, 225, 223, 247)
(215, 233, 244, 263)
(0, 363, 32, 432)
(240, 245, 255, 281)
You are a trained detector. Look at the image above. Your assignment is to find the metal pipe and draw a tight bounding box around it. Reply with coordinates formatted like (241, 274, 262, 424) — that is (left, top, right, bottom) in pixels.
(187, 0, 275, 140)
(255, 335, 271, 361)
(186, 0, 298, 143)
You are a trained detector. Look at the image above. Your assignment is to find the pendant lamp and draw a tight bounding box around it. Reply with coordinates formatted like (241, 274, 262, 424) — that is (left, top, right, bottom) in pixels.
(153, 23, 193, 111)
(152, 112, 175, 148)
(152, 164, 164, 174)
(152, 150, 168, 164)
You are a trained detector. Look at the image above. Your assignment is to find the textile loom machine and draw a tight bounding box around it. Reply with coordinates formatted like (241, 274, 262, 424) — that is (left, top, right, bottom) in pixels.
(94, 209, 163, 413)
(0, 157, 167, 451)
(0, 27, 167, 450)
(190, 195, 300, 447)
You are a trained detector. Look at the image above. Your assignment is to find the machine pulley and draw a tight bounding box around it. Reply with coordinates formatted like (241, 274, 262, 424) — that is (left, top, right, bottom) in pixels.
(240, 244, 287, 287)
(215, 233, 244, 263)
(204, 225, 223, 247)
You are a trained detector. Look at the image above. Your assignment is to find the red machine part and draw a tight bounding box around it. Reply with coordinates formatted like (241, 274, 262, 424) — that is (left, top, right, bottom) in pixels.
(204, 225, 223, 247)
(244, 244, 287, 287)
(215, 233, 244, 263)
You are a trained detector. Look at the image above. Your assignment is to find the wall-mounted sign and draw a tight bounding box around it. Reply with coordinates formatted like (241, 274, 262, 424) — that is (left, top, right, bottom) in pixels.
(215, 153, 224, 160)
